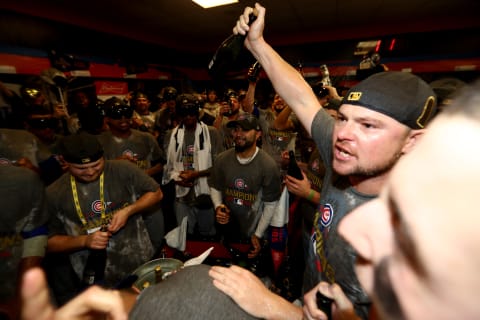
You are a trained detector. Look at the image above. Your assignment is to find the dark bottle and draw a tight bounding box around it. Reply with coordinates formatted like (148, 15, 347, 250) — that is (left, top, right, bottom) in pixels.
(316, 290, 333, 319)
(225, 243, 249, 268)
(82, 225, 107, 287)
(287, 150, 303, 180)
(208, 12, 257, 79)
(247, 60, 262, 83)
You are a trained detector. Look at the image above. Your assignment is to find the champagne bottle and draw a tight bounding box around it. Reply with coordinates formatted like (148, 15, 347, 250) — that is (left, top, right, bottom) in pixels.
(208, 12, 257, 79)
(247, 60, 262, 83)
(319, 64, 332, 86)
(82, 225, 107, 287)
(287, 150, 303, 180)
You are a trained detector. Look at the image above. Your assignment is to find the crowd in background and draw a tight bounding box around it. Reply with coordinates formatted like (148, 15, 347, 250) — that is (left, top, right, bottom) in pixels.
(0, 38, 466, 319)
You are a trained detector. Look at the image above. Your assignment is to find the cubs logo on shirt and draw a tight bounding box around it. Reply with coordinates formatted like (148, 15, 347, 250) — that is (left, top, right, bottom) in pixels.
(0, 158, 13, 165)
(235, 179, 246, 189)
(122, 149, 137, 158)
(320, 203, 333, 229)
(91, 200, 106, 214)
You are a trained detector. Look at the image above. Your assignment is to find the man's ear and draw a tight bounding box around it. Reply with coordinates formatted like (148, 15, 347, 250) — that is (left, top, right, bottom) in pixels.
(401, 129, 425, 155)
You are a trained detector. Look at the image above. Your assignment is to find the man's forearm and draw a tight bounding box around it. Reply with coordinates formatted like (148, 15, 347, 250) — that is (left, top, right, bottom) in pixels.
(264, 295, 303, 320)
(126, 188, 163, 217)
(47, 234, 88, 253)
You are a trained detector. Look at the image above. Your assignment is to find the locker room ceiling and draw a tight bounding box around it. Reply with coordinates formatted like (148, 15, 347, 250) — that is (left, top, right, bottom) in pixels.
(0, 0, 479, 69)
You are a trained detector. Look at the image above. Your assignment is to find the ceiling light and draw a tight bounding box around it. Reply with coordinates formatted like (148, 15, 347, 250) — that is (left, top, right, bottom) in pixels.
(192, 0, 238, 9)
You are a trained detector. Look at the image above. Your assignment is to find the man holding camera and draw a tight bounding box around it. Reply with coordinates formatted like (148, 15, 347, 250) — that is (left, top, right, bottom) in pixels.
(213, 90, 250, 150)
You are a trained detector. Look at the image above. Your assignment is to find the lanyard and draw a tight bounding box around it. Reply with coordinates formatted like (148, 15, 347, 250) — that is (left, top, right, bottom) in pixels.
(70, 172, 105, 226)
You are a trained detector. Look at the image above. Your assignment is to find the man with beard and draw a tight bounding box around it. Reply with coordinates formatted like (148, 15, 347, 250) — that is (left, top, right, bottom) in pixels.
(242, 70, 301, 175)
(20, 81, 480, 320)
(258, 93, 301, 176)
(209, 4, 437, 319)
(213, 90, 250, 149)
(130, 91, 161, 138)
(209, 114, 281, 258)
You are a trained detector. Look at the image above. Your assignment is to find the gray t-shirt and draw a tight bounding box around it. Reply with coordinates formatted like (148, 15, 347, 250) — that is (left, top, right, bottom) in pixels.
(0, 128, 42, 166)
(47, 160, 157, 287)
(97, 129, 164, 170)
(304, 109, 373, 319)
(258, 108, 299, 171)
(209, 148, 281, 239)
(0, 165, 48, 300)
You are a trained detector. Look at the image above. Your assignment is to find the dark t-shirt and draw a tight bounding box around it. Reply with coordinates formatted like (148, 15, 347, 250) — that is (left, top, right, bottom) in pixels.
(258, 108, 299, 171)
(209, 148, 281, 239)
(98, 129, 165, 170)
(304, 110, 373, 319)
(0, 165, 48, 300)
(47, 160, 157, 287)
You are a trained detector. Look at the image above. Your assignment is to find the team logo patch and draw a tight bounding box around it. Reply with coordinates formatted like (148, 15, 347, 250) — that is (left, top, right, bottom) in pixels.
(91, 200, 105, 214)
(347, 92, 362, 101)
(0, 158, 12, 165)
(320, 204, 334, 228)
(233, 198, 244, 206)
(234, 179, 246, 189)
(123, 149, 136, 158)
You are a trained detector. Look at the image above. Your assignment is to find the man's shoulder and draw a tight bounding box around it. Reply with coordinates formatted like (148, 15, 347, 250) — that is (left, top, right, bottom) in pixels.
(97, 130, 114, 142)
(215, 148, 235, 162)
(46, 172, 69, 194)
(131, 129, 156, 141)
(257, 148, 277, 163)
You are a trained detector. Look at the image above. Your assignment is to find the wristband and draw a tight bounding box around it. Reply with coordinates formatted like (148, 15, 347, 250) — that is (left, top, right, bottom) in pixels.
(307, 189, 315, 201)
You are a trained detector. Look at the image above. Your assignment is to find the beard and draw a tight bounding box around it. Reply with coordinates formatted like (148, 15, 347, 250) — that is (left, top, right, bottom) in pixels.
(274, 106, 285, 114)
(234, 137, 256, 152)
(335, 151, 401, 178)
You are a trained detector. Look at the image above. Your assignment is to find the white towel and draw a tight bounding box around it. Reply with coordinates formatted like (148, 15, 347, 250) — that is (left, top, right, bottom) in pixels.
(163, 122, 212, 198)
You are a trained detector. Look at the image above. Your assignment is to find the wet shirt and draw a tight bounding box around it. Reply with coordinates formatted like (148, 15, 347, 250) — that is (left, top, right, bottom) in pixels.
(298, 148, 327, 234)
(98, 129, 164, 170)
(47, 160, 157, 287)
(0, 165, 48, 300)
(209, 148, 281, 239)
(258, 109, 299, 171)
(133, 110, 160, 135)
(304, 110, 373, 319)
(0, 128, 42, 166)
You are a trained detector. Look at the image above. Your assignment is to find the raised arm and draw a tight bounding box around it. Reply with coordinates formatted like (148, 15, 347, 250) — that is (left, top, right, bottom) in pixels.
(233, 4, 321, 136)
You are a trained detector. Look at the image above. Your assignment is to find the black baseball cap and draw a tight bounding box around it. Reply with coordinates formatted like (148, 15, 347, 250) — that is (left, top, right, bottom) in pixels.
(176, 93, 200, 117)
(104, 97, 134, 119)
(343, 71, 437, 129)
(227, 114, 260, 131)
(59, 133, 104, 164)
